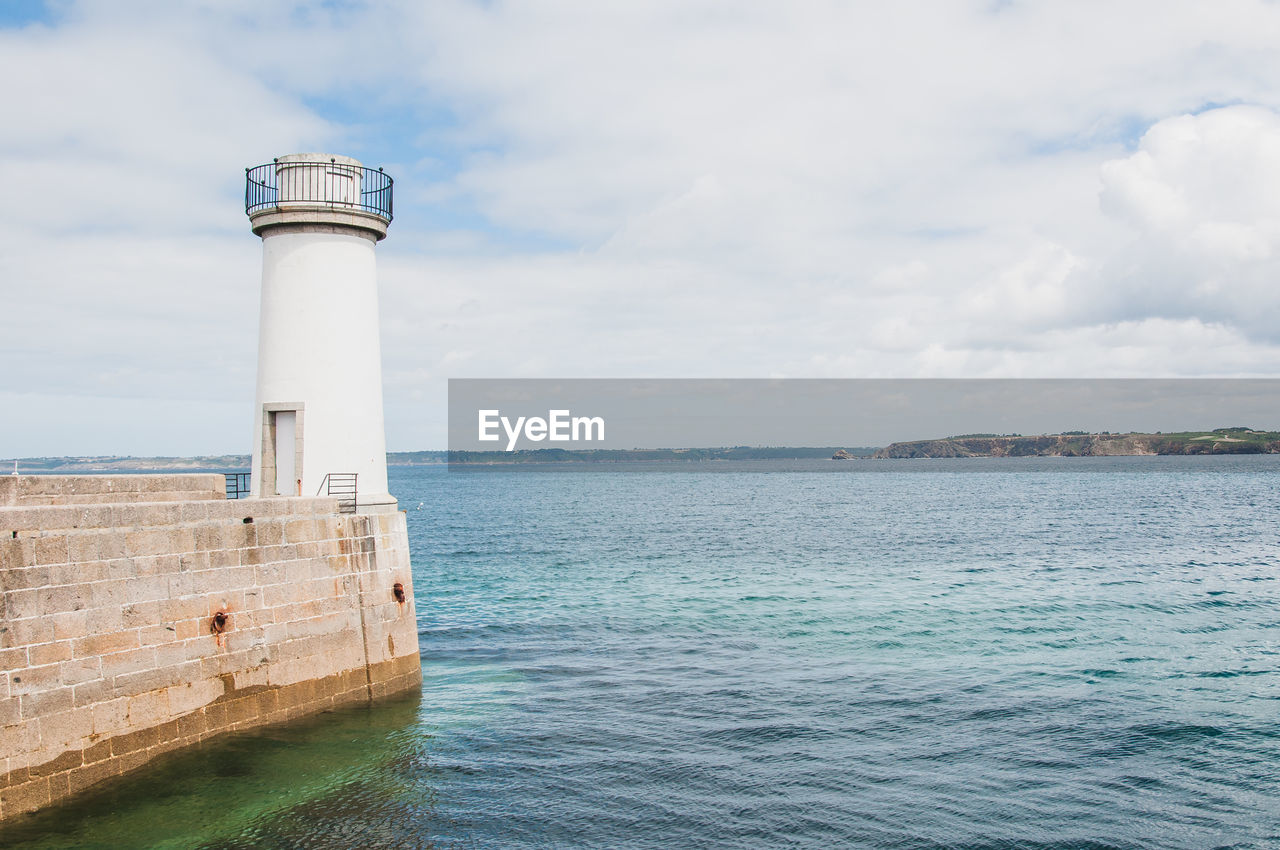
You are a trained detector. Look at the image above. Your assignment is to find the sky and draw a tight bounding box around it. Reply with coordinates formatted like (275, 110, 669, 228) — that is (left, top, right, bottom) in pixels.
(4, 0, 1280, 455)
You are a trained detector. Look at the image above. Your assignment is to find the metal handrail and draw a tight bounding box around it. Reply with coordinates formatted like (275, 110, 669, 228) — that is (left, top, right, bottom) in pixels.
(245, 159, 393, 221)
(317, 472, 358, 514)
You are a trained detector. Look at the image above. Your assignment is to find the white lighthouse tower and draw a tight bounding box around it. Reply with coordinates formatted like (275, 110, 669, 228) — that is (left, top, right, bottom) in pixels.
(245, 154, 396, 509)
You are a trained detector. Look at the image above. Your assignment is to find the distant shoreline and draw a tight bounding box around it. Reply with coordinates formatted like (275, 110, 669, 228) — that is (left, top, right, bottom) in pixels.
(2, 447, 876, 472)
(871, 428, 1280, 459)
(7, 430, 1277, 471)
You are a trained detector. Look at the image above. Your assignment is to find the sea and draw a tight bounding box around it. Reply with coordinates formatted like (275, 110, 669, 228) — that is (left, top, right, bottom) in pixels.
(2, 456, 1278, 849)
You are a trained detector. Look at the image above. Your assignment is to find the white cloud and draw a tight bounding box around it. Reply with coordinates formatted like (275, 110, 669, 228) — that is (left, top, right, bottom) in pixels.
(7, 1, 1280, 454)
(1093, 106, 1280, 339)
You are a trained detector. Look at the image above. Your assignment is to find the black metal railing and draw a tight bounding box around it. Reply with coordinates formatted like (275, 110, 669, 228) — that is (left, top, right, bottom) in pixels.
(317, 472, 358, 514)
(245, 159, 393, 221)
(224, 472, 251, 500)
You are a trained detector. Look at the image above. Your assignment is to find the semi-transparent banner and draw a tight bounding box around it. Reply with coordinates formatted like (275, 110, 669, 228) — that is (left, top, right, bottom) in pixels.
(447, 379, 1280, 459)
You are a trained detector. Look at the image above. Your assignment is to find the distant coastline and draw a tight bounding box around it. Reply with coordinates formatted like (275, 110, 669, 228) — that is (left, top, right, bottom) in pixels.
(8, 429, 1277, 471)
(870, 428, 1280, 459)
(3, 446, 878, 471)
(403, 447, 879, 465)
(2, 454, 254, 473)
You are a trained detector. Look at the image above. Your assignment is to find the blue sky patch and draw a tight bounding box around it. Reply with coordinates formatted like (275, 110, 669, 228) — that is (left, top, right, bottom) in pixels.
(0, 0, 54, 28)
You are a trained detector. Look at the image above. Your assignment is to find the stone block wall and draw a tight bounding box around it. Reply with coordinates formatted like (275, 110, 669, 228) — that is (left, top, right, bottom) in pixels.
(0, 479, 421, 820)
(1, 474, 227, 507)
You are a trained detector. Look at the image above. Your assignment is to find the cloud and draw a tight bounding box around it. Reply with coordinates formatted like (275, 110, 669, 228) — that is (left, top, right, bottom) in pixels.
(8, 2, 1280, 453)
(0, 6, 332, 454)
(1093, 106, 1280, 340)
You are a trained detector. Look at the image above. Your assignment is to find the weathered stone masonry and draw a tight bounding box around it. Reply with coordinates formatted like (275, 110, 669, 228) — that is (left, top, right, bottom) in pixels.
(0, 474, 421, 819)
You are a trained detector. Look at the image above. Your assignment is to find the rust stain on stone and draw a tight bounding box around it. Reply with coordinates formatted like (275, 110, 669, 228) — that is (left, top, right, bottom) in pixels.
(209, 610, 230, 646)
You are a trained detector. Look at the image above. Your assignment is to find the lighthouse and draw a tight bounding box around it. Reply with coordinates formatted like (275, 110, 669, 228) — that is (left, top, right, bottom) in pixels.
(245, 154, 396, 509)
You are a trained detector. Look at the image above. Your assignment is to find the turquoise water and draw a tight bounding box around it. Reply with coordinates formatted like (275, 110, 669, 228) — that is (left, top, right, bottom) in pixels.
(3, 457, 1279, 848)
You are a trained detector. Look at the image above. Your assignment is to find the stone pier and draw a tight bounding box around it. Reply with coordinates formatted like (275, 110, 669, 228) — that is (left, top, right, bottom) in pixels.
(0, 474, 421, 820)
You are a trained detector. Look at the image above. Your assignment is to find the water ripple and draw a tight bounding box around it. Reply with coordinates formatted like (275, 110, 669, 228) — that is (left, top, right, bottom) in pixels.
(4, 458, 1280, 849)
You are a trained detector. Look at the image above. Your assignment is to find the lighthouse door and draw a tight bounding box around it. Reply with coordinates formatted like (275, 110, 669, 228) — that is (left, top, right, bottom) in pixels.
(274, 411, 297, 496)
